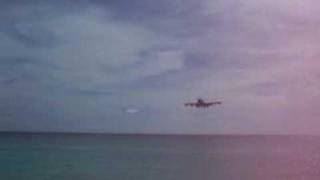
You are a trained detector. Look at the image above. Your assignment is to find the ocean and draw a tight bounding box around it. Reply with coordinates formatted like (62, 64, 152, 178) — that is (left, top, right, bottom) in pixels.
(1, 133, 320, 180)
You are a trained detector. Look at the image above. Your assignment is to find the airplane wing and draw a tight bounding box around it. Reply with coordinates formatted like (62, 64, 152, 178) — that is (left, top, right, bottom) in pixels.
(184, 101, 222, 108)
(203, 101, 222, 107)
(209, 101, 222, 105)
(184, 103, 197, 107)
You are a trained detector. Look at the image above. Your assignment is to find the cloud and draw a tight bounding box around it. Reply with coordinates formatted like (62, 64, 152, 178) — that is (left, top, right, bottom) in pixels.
(0, 2, 185, 92)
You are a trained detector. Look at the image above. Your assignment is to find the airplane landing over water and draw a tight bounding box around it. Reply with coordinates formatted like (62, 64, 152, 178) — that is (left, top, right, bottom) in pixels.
(184, 98, 222, 108)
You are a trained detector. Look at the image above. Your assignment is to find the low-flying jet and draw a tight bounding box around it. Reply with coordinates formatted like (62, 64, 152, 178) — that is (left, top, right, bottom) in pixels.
(184, 98, 222, 108)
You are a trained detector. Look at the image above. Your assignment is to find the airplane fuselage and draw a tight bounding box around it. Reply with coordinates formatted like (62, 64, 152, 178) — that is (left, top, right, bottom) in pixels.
(184, 99, 222, 108)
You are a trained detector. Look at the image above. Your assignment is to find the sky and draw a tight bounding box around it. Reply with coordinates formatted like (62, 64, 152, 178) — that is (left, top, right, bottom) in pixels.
(1, 0, 320, 134)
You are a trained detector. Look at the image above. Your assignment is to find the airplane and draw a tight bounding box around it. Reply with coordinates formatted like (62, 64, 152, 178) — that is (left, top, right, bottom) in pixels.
(184, 98, 222, 108)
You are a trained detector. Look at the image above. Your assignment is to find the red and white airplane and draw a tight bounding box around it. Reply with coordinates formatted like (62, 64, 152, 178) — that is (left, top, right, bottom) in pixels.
(184, 98, 222, 108)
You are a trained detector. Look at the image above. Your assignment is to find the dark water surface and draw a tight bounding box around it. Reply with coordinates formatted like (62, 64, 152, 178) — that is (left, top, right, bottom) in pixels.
(1, 133, 320, 180)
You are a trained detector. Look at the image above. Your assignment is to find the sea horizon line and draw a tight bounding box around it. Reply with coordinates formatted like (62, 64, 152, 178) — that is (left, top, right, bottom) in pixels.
(0, 131, 319, 137)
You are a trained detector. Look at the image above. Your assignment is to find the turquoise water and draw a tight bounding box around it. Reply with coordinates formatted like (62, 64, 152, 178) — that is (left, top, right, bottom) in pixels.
(1, 133, 320, 180)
